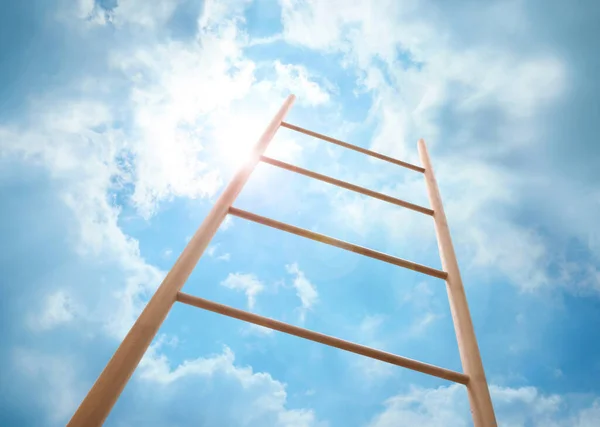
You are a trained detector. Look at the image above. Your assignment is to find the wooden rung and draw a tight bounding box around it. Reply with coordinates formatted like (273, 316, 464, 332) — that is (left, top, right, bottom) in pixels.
(260, 155, 433, 215)
(176, 292, 469, 384)
(228, 207, 447, 280)
(280, 121, 425, 173)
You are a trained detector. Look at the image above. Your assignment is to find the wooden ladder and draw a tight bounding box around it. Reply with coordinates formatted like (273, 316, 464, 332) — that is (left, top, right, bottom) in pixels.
(68, 94, 498, 427)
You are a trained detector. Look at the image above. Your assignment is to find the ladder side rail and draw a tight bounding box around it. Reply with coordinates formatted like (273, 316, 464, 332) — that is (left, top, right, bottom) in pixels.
(418, 139, 497, 427)
(67, 95, 297, 427)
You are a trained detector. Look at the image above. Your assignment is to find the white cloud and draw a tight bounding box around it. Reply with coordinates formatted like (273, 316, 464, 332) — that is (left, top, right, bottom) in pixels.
(369, 384, 600, 427)
(207, 244, 231, 261)
(264, 134, 305, 163)
(369, 384, 468, 427)
(277, 0, 581, 295)
(0, 9, 334, 427)
(327, 175, 434, 243)
(6, 2, 597, 427)
(206, 245, 218, 257)
(137, 341, 325, 427)
(75, 0, 98, 21)
(0, 4, 335, 427)
(243, 324, 275, 336)
(0, 98, 165, 339)
(80, 0, 179, 28)
(199, 0, 251, 31)
(104, 2, 333, 218)
(400, 282, 442, 337)
(221, 272, 265, 309)
(108, 3, 257, 217)
(217, 252, 232, 261)
(114, 40, 234, 218)
(406, 311, 438, 337)
(116, 0, 179, 28)
(351, 285, 443, 382)
(139, 338, 234, 385)
(273, 61, 332, 106)
(353, 315, 395, 381)
(286, 263, 319, 322)
(28, 290, 77, 331)
(279, 0, 361, 51)
(2, 0, 331, 352)
(13, 348, 86, 424)
(221, 215, 235, 231)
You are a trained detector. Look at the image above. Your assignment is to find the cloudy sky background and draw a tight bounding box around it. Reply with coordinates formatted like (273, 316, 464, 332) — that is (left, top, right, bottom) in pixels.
(1, 0, 600, 425)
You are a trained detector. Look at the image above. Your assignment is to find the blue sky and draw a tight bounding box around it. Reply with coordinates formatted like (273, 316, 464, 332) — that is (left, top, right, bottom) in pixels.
(1, 0, 600, 425)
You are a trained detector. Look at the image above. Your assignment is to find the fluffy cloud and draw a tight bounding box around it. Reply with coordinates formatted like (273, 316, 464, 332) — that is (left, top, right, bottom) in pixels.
(3, 1, 598, 426)
(221, 272, 265, 309)
(286, 263, 319, 322)
(273, 61, 332, 106)
(207, 244, 231, 261)
(369, 384, 600, 427)
(110, 22, 250, 217)
(77, 0, 180, 28)
(27, 290, 77, 331)
(277, 0, 598, 296)
(0, 97, 165, 339)
(135, 341, 325, 427)
(12, 348, 86, 424)
(352, 315, 396, 381)
(12, 341, 324, 427)
(0, 2, 332, 423)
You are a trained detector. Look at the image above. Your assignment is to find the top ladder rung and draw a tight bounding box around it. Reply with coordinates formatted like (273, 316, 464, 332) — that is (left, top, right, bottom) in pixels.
(280, 121, 425, 173)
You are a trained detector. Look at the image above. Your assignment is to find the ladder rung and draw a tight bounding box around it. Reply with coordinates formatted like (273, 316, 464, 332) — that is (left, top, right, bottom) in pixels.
(228, 207, 447, 280)
(280, 121, 425, 173)
(260, 155, 433, 215)
(176, 292, 469, 384)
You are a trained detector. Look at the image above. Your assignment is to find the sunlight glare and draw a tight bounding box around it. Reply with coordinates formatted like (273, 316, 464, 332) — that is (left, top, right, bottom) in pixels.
(213, 118, 258, 170)
(214, 119, 303, 170)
